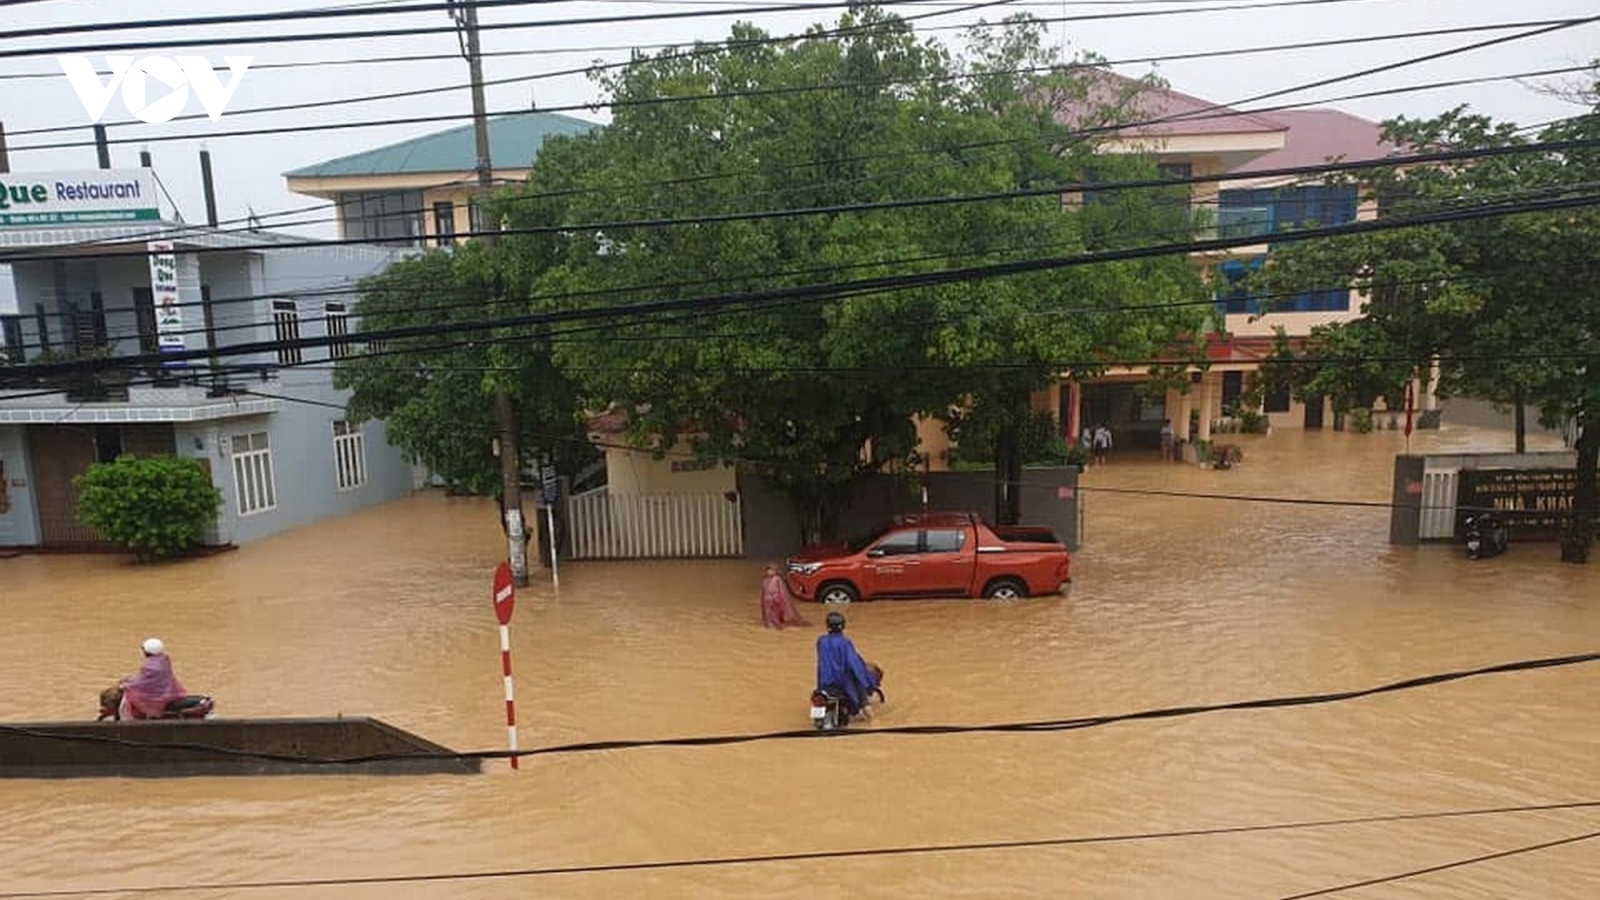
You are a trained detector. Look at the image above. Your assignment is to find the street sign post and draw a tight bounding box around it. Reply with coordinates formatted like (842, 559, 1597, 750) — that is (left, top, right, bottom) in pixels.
(491, 561, 519, 770)
(540, 465, 560, 590)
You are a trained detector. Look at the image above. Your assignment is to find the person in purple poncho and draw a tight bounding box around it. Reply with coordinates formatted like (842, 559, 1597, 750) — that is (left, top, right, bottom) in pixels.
(815, 611, 880, 718)
(118, 638, 187, 720)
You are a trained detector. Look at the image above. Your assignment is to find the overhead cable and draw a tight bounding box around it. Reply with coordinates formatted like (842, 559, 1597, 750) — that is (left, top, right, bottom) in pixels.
(0, 803, 1596, 897)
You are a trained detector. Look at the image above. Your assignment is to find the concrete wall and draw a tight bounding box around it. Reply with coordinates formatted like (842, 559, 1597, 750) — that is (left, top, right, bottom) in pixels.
(739, 467, 1081, 560)
(0, 425, 39, 546)
(604, 444, 737, 495)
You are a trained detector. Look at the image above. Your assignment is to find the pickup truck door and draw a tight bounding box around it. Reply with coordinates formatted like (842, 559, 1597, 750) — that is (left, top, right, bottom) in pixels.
(917, 527, 974, 594)
(860, 529, 924, 598)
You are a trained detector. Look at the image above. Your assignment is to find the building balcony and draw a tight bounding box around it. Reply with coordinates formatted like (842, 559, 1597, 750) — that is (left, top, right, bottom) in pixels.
(0, 363, 279, 424)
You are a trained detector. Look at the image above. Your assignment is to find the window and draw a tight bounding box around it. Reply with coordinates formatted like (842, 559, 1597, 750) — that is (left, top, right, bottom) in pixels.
(1264, 381, 1291, 414)
(332, 420, 367, 491)
(1222, 371, 1244, 411)
(1217, 184, 1359, 237)
(132, 287, 159, 353)
(95, 425, 124, 464)
(337, 191, 425, 246)
(1216, 257, 1265, 315)
(230, 431, 277, 515)
(271, 300, 301, 365)
(433, 201, 456, 246)
(924, 529, 966, 554)
(325, 303, 352, 360)
(871, 531, 921, 557)
(34, 303, 49, 352)
(1, 315, 23, 363)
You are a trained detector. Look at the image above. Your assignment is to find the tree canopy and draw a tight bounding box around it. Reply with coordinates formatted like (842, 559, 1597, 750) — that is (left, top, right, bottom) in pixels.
(1255, 87, 1600, 561)
(480, 10, 1209, 537)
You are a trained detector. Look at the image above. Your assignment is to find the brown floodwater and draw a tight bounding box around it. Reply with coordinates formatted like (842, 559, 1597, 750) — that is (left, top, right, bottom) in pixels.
(2, 425, 1597, 899)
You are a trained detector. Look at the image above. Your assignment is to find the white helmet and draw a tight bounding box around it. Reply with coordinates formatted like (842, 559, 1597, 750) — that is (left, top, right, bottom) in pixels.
(142, 637, 165, 656)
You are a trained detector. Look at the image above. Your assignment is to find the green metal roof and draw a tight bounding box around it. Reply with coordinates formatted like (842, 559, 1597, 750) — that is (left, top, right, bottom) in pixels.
(284, 111, 601, 178)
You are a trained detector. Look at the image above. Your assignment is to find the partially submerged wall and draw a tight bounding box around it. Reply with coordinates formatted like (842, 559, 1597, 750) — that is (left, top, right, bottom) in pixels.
(0, 717, 483, 778)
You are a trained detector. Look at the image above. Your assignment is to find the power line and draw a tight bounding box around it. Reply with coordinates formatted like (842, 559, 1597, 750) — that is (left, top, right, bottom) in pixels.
(7, 136, 1597, 267)
(1272, 829, 1600, 900)
(8, 14, 1578, 137)
(0, 0, 1379, 60)
(0, 802, 1595, 897)
(0, 12, 1559, 84)
(2, 649, 1594, 762)
(9, 186, 1598, 376)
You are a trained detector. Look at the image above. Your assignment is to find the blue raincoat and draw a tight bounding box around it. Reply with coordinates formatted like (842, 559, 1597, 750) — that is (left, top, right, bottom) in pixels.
(816, 632, 878, 712)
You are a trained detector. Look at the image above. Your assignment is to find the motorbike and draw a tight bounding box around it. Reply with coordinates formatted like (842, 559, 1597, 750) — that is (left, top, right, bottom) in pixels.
(1463, 513, 1509, 560)
(810, 664, 885, 731)
(97, 684, 215, 722)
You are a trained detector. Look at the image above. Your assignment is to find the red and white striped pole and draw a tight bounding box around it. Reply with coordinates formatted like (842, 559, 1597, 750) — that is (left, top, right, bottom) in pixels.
(491, 561, 519, 771)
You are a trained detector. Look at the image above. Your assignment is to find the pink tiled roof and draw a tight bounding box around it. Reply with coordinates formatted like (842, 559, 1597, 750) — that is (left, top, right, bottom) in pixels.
(1233, 109, 1401, 173)
(1058, 70, 1288, 139)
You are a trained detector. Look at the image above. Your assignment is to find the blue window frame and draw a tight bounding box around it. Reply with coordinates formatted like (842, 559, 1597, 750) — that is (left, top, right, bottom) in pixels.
(1215, 256, 1350, 314)
(1217, 184, 1359, 237)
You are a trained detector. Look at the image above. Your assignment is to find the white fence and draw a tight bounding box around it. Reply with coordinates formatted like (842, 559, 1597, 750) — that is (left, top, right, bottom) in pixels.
(566, 488, 744, 559)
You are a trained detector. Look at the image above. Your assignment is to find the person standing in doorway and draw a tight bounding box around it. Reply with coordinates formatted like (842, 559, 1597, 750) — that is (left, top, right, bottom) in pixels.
(1092, 423, 1113, 466)
(1159, 418, 1175, 461)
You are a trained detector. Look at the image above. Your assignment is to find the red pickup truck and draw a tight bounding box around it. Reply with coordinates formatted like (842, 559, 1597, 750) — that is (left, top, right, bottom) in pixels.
(783, 512, 1071, 603)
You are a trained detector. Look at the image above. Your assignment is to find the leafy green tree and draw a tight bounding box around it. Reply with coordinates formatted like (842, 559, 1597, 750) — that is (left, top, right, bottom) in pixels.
(74, 455, 222, 562)
(495, 9, 1207, 538)
(1257, 90, 1600, 562)
(334, 244, 594, 498)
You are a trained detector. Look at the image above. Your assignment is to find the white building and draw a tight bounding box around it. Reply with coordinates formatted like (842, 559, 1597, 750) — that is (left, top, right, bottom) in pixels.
(0, 167, 417, 550)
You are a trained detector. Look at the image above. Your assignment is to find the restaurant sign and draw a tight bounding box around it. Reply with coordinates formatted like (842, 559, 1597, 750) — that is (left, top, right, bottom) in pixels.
(1456, 468, 1600, 539)
(0, 170, 160, 227)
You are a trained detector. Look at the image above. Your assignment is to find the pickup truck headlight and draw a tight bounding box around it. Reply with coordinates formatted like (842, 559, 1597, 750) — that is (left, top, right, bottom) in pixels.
(787, 561, 823, 575)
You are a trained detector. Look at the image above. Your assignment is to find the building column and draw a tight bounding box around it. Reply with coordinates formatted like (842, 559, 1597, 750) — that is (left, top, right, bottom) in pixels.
(1197, 375, 1215, 442)
(1066, 381, 1082, 440)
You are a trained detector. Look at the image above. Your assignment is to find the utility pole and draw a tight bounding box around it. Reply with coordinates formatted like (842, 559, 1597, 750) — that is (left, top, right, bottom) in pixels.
(452, 0, 529, 585)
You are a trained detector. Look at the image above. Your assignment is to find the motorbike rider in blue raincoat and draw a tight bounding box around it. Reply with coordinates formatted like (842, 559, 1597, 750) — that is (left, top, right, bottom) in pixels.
(815, 611, 880, 716)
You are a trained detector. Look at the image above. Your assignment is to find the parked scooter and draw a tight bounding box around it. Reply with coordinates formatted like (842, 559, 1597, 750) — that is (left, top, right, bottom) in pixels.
(97, 685, 215, 722)
(809, 665, 885, 731)
(1463, 513, 1509, 560)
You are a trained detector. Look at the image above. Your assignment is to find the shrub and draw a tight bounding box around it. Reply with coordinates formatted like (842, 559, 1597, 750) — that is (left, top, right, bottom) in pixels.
(1348, 408, 1375, 434)
(74, 455, 223, 562)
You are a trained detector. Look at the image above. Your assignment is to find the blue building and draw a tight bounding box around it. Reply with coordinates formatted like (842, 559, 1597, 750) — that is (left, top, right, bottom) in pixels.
(0, 167, 418, 551)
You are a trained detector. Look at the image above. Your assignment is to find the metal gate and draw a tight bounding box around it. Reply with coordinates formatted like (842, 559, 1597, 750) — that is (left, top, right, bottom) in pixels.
(1418, 468, 1460, 539)
(566, 487, 743, 559)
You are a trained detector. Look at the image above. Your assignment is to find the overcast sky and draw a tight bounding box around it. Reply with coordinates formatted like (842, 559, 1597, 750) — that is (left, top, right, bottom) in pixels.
(1, 0, 1595, 240)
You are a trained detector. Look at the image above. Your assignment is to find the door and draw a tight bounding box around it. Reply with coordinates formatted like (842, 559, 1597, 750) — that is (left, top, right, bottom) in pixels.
(28, 426, 107, 548)
(859, 529, 923, 598)
(917, 527, 974, 595)
(1304, 394, 1326, 429)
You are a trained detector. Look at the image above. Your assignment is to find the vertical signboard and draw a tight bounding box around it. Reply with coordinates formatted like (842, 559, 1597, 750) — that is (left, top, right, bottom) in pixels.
(147, 241, 186, 368)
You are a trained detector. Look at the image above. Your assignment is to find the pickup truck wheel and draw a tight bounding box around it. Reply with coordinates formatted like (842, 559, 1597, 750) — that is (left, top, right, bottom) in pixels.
(983, 577, 1029, 600)
(817, 582, 859, 604)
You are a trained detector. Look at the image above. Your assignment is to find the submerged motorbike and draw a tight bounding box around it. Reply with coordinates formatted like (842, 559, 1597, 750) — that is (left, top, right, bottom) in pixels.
(97, 685, 215, 722)
(810, 664, 885, 731)
(1463, 513, 1509, 560)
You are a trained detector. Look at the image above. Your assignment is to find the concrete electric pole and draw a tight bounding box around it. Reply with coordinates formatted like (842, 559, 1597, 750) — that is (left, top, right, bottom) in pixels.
(451, 0, 529, 586)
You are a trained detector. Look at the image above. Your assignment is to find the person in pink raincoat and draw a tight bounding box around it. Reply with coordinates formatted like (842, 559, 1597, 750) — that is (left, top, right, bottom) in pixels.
(119, 638, 187, 720)
(760, 563, 810, 630)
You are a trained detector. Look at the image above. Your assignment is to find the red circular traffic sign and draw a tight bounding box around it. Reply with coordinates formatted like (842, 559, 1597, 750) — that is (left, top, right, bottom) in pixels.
(492, 561, 516, 625)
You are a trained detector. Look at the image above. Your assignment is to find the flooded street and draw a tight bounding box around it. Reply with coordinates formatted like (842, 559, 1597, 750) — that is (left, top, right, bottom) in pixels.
(2, 426, 1597, 899)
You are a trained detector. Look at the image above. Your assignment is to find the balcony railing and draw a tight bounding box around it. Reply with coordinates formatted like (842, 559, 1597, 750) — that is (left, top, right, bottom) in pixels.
(0, 345, 245, 403)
